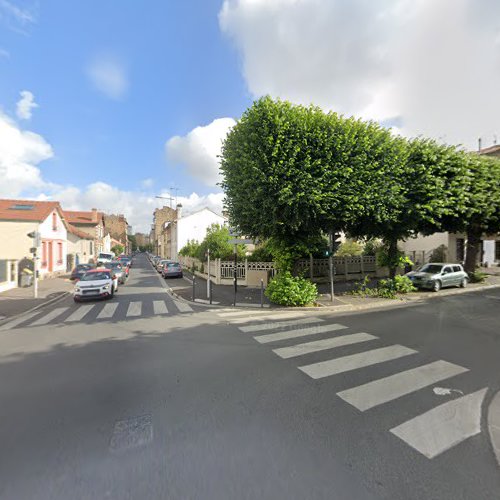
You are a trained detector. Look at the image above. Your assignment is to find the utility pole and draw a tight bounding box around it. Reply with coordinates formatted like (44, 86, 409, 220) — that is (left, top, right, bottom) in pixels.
(328, 231, 334, 303)
(206, 248, 211, 299)
(28, 231, 40, 299)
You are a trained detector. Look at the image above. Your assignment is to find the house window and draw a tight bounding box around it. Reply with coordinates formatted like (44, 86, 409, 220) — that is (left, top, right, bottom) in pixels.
(42, 241, 47, 268)
(57, 242, 63, 264)
(52, 212, 58, 231)
(456, 238, 465, 261)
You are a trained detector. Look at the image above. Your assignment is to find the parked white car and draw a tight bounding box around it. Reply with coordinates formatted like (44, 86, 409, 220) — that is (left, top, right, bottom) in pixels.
(96, 252, 115, 265)
(73, 269, 117, 302)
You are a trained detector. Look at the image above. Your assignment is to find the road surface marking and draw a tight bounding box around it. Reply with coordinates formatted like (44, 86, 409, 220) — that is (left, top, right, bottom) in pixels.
(153, 300, 169, 315)
(30, 307, 69, 326)
(299, 345, 417, 379)
(126, 301, 142, 317)
(390, 388, 487, 459)
(337, 360, 469, 411)
(0, 311, 41, 331)
(97, 302, 119, 319)
(65, 304, 94, 322)
(231, 312, 306, 324)
(173, 301, 193, 313)
(109, 414, 153, 453)
(273, 332, 377, 359)
(239, 317, 324, 333)
(254, 323, 348, 344)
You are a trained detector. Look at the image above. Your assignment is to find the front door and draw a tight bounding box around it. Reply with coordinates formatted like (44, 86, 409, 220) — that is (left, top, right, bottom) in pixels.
(48, 241, 53, 272)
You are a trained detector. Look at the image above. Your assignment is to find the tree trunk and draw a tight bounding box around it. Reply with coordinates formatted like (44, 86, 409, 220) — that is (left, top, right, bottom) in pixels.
(388, 238, 398, 279)
(464, 230, 481, 274)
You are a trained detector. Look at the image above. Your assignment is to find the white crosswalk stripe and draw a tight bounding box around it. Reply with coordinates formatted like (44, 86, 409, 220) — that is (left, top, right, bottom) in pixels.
(126, 302, 142, 317)
(173, 301, 193, 313)
(97, 302, 118, 319)
(153, 300, 169, 315)
(30, 307, 69, 326)
(230, 312, 305, 324)
(299, 345, 417, 379)
(390, 388, 487, 458)
(65, 304, 94, 322)
(254, 323, 347, 344)
(272, 332, 377, 359)
(239, 317, 324, 333)
(0, 311, 41, 331)
(337, 360, 469, 411)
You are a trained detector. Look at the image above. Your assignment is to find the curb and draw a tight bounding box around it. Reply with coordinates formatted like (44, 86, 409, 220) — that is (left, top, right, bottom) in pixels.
(488, 391, 500, 468)
(0, 291, 70, 328)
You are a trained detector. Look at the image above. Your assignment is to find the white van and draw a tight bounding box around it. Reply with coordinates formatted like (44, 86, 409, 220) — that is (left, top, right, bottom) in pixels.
(97, 252, 115, 265)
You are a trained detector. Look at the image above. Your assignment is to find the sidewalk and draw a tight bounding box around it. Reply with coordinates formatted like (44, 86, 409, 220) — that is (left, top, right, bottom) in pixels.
(169, 270, 275, 307)
(170, 269, 500, 312)
(0, 276, 72, 320)
(488, 391, 500, 468)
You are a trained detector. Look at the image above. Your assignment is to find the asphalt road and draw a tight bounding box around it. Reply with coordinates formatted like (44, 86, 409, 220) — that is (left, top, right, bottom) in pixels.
(0, 253, 499, 499)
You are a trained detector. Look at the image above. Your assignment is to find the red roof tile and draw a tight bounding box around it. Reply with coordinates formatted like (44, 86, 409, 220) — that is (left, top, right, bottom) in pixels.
(67, 224, 93, 240)
(0, 199, 65, 223)
(65, 210, 104, 226)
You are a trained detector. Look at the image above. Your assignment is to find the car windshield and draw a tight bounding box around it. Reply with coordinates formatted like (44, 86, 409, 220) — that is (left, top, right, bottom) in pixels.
(80, 272, 110, 281)
(419, 264, 443, 273)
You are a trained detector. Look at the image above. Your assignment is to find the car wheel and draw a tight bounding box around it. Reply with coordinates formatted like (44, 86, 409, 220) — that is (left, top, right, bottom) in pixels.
(73, 297, 79, 303)
(460, 277, 468, 288)
(432, 280, 442, 292)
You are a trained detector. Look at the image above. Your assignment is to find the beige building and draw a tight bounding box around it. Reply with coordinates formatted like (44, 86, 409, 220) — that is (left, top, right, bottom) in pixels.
(400, 232, 500, 267)
(64, 209, 106, 259)
(104, 214, 130, 253)
(67, 224, 94, 267)
(152, 205, 178, 257)
(0, 199, 68, 278)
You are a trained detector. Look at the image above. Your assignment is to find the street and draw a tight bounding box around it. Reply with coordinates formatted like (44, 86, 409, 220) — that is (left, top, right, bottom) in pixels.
(0, 253, 499, 499)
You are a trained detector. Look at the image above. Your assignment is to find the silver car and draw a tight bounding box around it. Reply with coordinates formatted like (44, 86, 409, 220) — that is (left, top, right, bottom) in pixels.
(406, 263, 469, 292)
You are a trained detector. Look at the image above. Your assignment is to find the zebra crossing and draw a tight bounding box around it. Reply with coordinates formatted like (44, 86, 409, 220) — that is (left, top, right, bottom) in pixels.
(211, 307, 487, 460)
(0, 298, 193, 331)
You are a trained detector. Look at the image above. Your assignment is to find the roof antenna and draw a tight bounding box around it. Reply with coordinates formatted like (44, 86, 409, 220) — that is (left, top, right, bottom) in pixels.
(494, 135, 498, 145)
(478, 137, 482, 152)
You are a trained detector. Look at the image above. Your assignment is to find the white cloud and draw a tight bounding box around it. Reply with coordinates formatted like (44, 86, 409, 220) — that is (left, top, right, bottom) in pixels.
(141, 178, 154, 189)
(16, 90, 38, 120)
(0, 111, 53, 197)
(166, 118, 236, 186)
(0, 0, 35, 33)
(220, 0, 500, 149)
(158, 190, 225, 216)
(86, 54, 128, 100)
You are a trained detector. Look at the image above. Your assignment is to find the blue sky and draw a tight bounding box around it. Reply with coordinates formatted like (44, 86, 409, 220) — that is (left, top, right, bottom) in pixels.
(1, 0, 499, 231)
(0, 0, 249, 197)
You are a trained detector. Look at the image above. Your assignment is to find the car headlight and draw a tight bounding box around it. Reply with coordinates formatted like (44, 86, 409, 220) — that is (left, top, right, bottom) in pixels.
(102, 284, 110, 290)
(75, 287, 81, 293)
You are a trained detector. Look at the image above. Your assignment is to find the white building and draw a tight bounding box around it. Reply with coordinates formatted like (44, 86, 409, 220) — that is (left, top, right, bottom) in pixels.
(163, 207, 226, 261)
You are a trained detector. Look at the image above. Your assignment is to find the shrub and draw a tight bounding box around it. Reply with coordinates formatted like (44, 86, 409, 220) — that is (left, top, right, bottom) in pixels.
(349, 275, 415, 299)
(469, 270, 487, 283)
(265, 272, 318, 306)
(393, 275, 417, 293)
(335, 241, 363, 257)
(429, 244, 447, 262)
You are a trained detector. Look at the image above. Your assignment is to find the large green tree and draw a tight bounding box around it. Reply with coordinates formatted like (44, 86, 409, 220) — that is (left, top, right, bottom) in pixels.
(220, 97, 405, 271)
(462, 155, 500, 273)
(195, 223, 245, 261)
(350, 138, 471, 277)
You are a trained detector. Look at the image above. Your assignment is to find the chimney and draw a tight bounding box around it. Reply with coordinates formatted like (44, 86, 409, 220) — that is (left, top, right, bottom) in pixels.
(176, 203, 182, 219)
